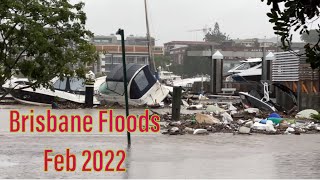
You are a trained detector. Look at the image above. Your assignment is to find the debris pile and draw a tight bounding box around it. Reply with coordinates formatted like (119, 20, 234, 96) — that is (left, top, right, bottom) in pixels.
(159, 103, 320, 136)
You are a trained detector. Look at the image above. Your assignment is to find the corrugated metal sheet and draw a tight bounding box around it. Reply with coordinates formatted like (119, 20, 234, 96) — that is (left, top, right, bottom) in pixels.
(273, 51, 319, 81)
(273, 51, 300, 81)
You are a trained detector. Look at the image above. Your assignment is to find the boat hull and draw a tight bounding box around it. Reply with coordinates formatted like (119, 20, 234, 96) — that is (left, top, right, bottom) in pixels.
(96, 81, 169, 106)
(239, 92, 276, 112)
(231, 75, 261, 82)
(4, 86, 100, 106)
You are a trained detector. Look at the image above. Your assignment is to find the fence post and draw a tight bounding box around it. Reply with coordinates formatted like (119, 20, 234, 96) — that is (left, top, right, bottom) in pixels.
(172, 86, 182, 121)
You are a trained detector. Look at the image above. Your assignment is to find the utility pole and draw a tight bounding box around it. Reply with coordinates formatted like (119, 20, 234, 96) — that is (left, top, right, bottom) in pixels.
(144, 0, 157, 76)
(116, 28, 131, 146)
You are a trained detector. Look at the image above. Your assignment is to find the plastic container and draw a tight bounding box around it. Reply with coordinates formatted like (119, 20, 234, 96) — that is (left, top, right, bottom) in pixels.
(267, 117, 282, 125)
(268, 112, 281, 119)
(285, 119, 296, 124)
(259, 119, 268, 124)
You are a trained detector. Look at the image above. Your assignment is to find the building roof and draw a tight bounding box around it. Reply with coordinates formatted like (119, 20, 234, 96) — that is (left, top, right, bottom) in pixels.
(164, 41, 218, 46)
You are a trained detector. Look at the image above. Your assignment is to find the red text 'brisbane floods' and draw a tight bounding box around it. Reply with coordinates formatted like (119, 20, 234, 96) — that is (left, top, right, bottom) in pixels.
(9, 109, 160, 133)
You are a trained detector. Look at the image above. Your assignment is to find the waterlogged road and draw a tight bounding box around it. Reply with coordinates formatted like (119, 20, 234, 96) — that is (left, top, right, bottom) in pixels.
(1, 105, 320, 179)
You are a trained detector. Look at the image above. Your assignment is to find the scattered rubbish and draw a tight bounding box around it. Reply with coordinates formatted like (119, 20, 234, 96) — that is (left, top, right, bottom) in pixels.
(170, 121, 182, 126)
(259, 119, 267, 124)
(221, 112, 233, 124)
(193, 129, 208, 135)
(286, 119, 296, 124)
(182, 100, 190, 107)
(244, 108, 260, 114)
(296, 109, 319, 119)
(206, 105, 225, 114)
(279, 120, 290, 130)
(244, 121, 254, 128)
(169, 127, 180, 135)
(254, 118, 263, 122)
(195, 113, 220, 125)
(228, 103, 237, 111)
(252, 122, 267, 130)
(185, 127, 195, 134)
(268, 112, 281, 119)
(230, 110, 238, 115)
(187, 104, 204, 110)
(267, 117, 282, 125)
(238, 119, 245, 124)
(238, 126, 251, 134)
(285, 127, 295, 133)
(266, 124, 276, 133)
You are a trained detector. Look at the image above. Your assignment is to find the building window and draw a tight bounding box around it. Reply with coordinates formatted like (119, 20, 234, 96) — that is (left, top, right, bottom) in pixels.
(105, 65, 113, 72)
(126, 56, 135, 64)
(113, 57, 122, 63)
(103, 56, 112, 64)
(137, 57, 147, 64)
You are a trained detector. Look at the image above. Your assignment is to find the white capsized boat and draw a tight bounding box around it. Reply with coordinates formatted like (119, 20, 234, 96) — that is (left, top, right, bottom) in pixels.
(96, 64, 169, 106)
(2, 75, 105, 106)
(226, 58, 262, 82)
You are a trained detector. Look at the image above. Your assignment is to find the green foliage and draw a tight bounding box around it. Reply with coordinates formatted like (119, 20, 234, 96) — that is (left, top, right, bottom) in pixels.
(154, 55, 171, 69)
(0, 0, 98, 92)
(204, 22, 229, 43)
(311, 112, 320, 122)
(262, 0, 320, 69)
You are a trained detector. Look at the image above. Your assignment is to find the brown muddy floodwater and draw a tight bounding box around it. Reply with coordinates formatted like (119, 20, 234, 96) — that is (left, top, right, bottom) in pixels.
(1, 105, 320, 179)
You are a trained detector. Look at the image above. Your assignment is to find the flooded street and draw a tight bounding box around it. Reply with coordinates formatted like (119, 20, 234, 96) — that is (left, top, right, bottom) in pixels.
(1, 105, 320, 179)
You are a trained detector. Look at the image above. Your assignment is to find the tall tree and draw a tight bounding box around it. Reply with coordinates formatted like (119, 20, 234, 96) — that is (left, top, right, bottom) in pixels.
(262, 0, 320, 69)
(154, 55, 171, 69)
(0, 0, 98, 97)
(204, 22, 229, 43)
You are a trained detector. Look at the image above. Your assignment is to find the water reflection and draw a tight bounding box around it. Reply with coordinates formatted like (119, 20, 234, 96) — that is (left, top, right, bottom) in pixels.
(122, 145, 131, 179)
(274, 150, 320, 178)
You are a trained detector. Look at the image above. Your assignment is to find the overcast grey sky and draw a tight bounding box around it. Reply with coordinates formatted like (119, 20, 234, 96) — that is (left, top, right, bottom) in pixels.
(78, 0, 302, 45)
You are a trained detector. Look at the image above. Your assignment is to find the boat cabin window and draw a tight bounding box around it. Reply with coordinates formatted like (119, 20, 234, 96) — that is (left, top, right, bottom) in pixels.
(237, 62, 261, 70)
(100, 81, 125, 95)
(130, 68, 156, 99)
(134, 70, 149, 92)
(99, 82, 108, 94)
(69, 78, 85, 91)
(53, 78, 67, 90)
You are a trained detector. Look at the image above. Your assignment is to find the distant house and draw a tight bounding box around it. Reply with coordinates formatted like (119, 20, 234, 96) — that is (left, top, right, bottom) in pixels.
(164, 41, 217, 65)
(233, 38, 258, 47)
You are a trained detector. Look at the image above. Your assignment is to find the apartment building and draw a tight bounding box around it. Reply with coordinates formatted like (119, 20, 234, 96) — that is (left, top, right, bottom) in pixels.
(91, 35, 163, 75)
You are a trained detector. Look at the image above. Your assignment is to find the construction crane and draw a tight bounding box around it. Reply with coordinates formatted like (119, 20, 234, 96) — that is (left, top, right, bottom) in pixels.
(187, 28, 209, 34)
(187, 25, 210, 41)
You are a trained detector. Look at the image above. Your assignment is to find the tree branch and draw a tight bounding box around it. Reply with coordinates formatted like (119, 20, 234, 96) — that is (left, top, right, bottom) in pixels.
(10, 47, 29, 69)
